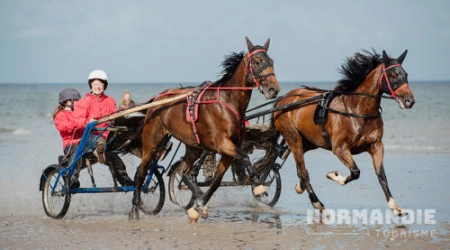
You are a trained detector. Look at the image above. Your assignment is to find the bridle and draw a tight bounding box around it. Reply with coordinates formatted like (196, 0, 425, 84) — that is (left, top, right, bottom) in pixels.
(246, 49, 275, 89)
(379, 63, 408, 98)
(181, 49, 276, 145)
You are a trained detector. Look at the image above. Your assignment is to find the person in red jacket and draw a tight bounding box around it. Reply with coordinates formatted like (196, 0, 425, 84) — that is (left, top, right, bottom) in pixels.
(73, 69, 134, 186)
(53, 88, 86, 188)
(53, 88, 83, 156)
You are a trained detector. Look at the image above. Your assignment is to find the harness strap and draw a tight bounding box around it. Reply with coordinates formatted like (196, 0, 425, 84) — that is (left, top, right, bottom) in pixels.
(321, 122, 332, 149)
(315, 93, 334, 149)
(186, 84, 246, 145)
(184, 48, 274, 145)
(186, 91, 202, 145)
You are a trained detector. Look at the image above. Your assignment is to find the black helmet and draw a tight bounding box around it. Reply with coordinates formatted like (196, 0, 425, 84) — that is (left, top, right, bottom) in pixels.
(58, 88, 81, 105)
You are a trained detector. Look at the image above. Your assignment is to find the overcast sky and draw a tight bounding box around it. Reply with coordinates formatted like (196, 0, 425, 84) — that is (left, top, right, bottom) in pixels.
(1, 1, 449, 84)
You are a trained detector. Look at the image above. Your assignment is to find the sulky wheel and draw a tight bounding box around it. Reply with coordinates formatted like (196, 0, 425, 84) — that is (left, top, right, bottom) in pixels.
(139, 167, 166, 215)
(41, 164, 71, 219)
(168, 161, 195, 209)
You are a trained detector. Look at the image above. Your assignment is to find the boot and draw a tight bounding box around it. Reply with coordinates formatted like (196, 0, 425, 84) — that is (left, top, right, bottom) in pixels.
(70, 160, 82, 189)
(106, 154, 135, 186)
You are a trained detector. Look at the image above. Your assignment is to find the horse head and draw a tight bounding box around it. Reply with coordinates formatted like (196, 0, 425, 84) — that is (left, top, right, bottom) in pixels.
(380, 50, 415, 109)
(245, 37, 280, 99)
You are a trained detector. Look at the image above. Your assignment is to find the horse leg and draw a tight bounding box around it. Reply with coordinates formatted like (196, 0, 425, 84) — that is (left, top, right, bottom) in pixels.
(284, 135, 325, 211)
(194, 154, 235, 220)
(368, 142, 407, 217)
(129, 155, 149, 220)
(215, 140, 267, 197)
(178, 146, 206, 223)
(327, 147, 360, 185)
(182, 173, 205, 223)
(130, 145, 161, 220)
(129, 121, 166, 220)
(235, 148, 268, 197)
(295, 152, 325, 211)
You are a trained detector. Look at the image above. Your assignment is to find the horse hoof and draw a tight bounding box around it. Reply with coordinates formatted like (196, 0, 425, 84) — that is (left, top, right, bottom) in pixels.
(128, 207, 140, 220)
(394, 207, 408, 217)
(189, 217, 199, 224)
(326, 171, 346, 185)
(388, 198, 408, 217)
(187, 207, 200, 223)
(128, 211, 139, 220)
(201, 206, 208, 219)
(295, 183, 305, 194)
(253, 185, 267, 197)
(128, 212, 139, 220)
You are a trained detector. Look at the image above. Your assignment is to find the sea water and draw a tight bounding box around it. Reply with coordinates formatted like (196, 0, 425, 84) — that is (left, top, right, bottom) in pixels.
(0, 81, 449, 224)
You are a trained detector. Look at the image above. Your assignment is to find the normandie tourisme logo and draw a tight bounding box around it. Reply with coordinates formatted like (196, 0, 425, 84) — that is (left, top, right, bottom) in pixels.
(306, 208, 439, 238)
(306, 208, 436, 225)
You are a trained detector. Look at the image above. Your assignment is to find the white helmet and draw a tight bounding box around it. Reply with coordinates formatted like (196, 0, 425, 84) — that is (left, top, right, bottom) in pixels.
(88, 69, 108, 89)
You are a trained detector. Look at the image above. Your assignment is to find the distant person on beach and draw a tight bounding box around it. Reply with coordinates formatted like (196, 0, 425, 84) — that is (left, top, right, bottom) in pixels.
(72, 69, 134, 187)
(119, 90, 136, 110)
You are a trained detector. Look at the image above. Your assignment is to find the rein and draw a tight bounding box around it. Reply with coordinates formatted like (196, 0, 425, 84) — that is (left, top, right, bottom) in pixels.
(325, 95, 382, 119)
(245, 95, 321, 120)
(142, 49, 275, 146)
(302, 85, 397, 119)
(245, 85, 397, 121)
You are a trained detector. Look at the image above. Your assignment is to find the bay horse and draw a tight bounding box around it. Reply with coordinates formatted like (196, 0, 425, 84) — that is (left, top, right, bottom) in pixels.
(129, 37, 280, 222)
(273, 49, 414, 217)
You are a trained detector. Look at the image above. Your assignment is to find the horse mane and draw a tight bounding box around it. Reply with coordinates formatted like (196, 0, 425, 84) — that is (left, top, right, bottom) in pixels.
(334, 49, 382, 93)
(176, 51, 245, 89)
(215, 51, 245, 85)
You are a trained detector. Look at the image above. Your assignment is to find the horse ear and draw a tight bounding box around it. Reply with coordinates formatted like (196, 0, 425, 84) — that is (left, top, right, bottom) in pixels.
(245, 36, 254, 51)
(263, 38, 270, 50)
(397, 49, 408, 64)
(382, 50, 390, 63)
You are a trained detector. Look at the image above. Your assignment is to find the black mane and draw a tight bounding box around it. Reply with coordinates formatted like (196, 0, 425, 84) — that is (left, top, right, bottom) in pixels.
(216, 51, 245, 85)
(334, 49, 382, 93)
(177, 51, 245, 89)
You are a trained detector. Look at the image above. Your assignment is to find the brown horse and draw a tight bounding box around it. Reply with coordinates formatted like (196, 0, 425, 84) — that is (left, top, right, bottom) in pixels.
(273, 50, 414, 217)
(129, 37, 280, 222)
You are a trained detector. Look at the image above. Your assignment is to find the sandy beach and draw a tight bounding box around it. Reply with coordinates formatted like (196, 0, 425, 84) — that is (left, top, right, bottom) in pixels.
(1, 82, 449, 249)
(2, 211, 448, 249)
(1, 150, 449, 249)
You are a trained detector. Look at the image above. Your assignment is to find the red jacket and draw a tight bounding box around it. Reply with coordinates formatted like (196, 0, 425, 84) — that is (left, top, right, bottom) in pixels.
(54, 110, 84, 150)
(74, 92, 117, 139)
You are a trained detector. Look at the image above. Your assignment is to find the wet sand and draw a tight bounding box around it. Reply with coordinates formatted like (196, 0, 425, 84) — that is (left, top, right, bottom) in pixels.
(1, 149, 449, 249)
(2, 212, 448, 249)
